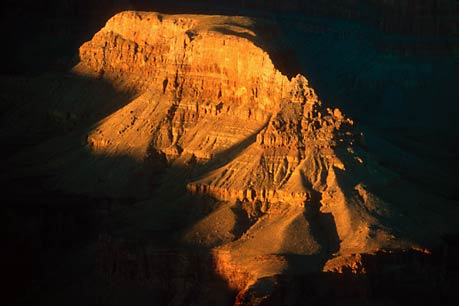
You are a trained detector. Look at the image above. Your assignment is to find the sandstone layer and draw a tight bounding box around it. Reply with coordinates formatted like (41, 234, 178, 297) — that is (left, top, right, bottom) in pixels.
(2, 10, 459, 306)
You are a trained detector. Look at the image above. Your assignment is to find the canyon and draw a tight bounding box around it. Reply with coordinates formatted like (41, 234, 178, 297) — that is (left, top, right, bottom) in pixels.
(1, 3, 459, 306)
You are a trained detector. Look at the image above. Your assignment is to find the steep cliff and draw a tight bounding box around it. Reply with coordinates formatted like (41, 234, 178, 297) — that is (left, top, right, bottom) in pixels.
(2, 10, 459, 306)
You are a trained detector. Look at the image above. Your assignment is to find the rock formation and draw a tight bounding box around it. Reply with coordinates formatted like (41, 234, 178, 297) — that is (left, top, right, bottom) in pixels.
(3, 0, 457, 75)
(2, 8, 459, 306)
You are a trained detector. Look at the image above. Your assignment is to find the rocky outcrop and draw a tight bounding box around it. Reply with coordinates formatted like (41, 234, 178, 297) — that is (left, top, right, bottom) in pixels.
(18, 9, 454, 262)
(75, 11, 287, 106)
(74, 12, 290, 162)
(68, 11, 458, 295)
(73, 11, 356, 205)
(186, 84, 354, 205)
(3, 8, 459, 306)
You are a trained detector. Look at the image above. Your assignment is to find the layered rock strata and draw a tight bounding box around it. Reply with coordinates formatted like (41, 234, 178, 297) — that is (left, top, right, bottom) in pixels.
(53, 9, 452, 264)
(5, 10, 459, 305)
(67, 10, 398, 287)
(75, 11, 356, 205)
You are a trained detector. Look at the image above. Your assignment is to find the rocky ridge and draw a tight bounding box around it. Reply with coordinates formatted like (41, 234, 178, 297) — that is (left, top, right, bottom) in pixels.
(70, 10, 458, 294)
(3, 10, 459, 306)
(75, 11, 355, 204)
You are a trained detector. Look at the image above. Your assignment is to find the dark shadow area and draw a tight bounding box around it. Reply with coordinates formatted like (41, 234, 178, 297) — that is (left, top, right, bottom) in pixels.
(0, 73, 164, 305)
(93, 237, 237, 306)
(304, 194, 340, 257)
(0, 73, 137, 161)
(1, 178, 120, 305)
(1, 152, 238, 306)
(371, 126, 459, 201)
(229, 200, 255, 239)
(258, 245, 459, 306)
(0, 1, 128, 75)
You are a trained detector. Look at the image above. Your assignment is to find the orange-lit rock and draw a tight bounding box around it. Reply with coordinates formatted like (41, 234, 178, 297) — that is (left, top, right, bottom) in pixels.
(4, 9, 459, 305)
(74, 11, 356, 205)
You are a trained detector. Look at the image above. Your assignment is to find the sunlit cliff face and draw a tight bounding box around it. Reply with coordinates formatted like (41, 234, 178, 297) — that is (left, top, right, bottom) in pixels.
(68, 10, 375, 295)
(78, 14, 358, 201)
(66, 9, 457, 278)
(3, 9, 458, 305)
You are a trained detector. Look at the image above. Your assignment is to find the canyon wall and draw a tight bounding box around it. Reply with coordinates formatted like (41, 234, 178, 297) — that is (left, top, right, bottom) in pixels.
(70, 10, 458, 270)
(2, 6, 459, 305)
(73, 12, 362, 240)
